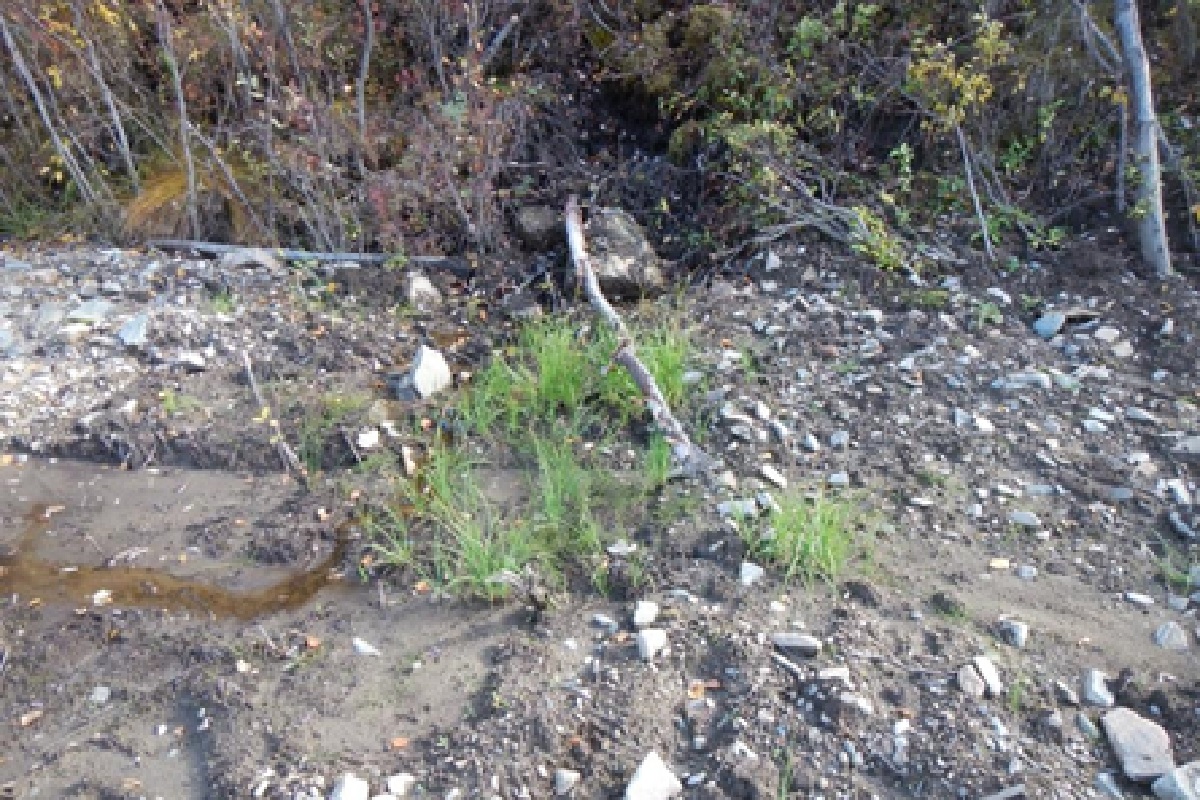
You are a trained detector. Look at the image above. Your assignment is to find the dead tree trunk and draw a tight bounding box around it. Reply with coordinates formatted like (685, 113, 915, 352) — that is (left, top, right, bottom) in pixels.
(1114, 0, 1172, 278)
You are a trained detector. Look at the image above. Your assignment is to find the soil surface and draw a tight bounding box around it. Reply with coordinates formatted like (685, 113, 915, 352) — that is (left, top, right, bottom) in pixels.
(1, 231, 1198, 800)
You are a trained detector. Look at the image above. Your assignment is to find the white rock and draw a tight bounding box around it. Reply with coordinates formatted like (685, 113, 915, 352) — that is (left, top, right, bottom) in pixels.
(410, 345, 452, 398)
(330, 773, 371, 800)
(1125, 591, 1156, 607)
(357, 428, 381, 450)
(1083, 669, 1115, 707)
(632, 601, 660, 628)
(636, 629, 668, 660)
(405, 272, 442, 307)
(625, 752, 681, 800)
(554, 769, 581, 796)
(1152, 761, 1200, 800)
(352, 637, 381, 656)
(759, 464, 788, 489)
(958, 664, 987, 698)
(1102, 707, 1175, 782)
(1094, 326, 1121, 343)
(975, 416, 995, 434)
(386, 774, 416, 796)
(972, 655, 1004, 697)
(739, 561, 765, 586)
(1007, 511, 1041, 528)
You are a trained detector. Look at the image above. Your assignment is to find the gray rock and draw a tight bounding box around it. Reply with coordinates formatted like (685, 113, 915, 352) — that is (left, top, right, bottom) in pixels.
(1152, 762, 1200, 800)
(625, 751, 681, 800)
(1096, 772, 1126, 799)
(90, 686, 111, 705)
(1102, 707, 1175, 782)
(554, 769, 581, 796)
(330, 772, 371, 800)
(1083, 669, 1115, 707)
(117, 313, 150, 348)
(586, 208, 666, 298)
(1095, 326, 1121, 343)
(998, 619, 1030, 648)
(1127, 407, 1158, 424)
(636, 629, 668, 660)
(830, 430, 850, 448)
(827, 472, 850, 488)
(1153, 621, 1190, 651)
(958, 664, 987, 698)
(67, 299, 114, 324)
(1083, 419, 1109, 433)
(718, 499, 759, 519)
(1015, 565, 1038, 580)
(1033, 312, 1067, 339)
(801, 433, 821, 452)
(1008, 511, 1042, 528)
(410, 345, 452, 398)
(592, 614, 620, 634)
(772, 632, 822, 658)
(1169, 437, 1200, 464)
(515, 205, 563, 250)
(1078, 712, 1102, 739)
(2, 256, 32, 271)
(992, 371, 1052, 390)
(1168, 512, 1196, 540)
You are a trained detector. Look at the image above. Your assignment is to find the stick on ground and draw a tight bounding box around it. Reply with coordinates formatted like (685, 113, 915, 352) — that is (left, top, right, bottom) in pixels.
(564, 196, 717, 479)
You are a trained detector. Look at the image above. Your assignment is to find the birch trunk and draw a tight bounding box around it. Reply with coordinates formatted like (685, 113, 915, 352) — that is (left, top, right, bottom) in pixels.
(1114, 0, 1172, 277)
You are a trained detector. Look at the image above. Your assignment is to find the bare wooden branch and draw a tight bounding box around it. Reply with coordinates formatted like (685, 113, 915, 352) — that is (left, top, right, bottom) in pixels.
(956, 126, 995, 261)
(147, 239, 471, 274)
(565, 196, 717, 479)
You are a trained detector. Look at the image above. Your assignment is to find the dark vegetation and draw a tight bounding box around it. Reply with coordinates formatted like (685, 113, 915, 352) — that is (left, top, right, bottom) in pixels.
(1, 0, 1197, 268)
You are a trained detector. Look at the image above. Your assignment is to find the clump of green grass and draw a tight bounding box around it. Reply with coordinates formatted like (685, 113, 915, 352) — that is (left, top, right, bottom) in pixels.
(741, 491, 862, 585)
(296, 391, 371, 474)
(643, 434, 673, 489)
(527, 433, 603, 564)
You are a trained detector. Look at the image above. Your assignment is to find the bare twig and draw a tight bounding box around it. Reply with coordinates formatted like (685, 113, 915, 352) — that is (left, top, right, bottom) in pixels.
(155, 2, 199, 238)
(565, 196, 717, 479)
(355, 0, 374, 175)
(0, 15, 98, 204)
(956, 125, 995, 261)
(242, 350, 304, 475)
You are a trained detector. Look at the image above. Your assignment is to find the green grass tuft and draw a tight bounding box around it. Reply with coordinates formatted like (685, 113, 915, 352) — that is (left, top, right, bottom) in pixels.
(741, 491, 862, 585)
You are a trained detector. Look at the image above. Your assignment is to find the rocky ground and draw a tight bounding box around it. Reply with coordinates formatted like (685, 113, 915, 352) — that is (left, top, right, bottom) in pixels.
(1, 222, 1198, 800)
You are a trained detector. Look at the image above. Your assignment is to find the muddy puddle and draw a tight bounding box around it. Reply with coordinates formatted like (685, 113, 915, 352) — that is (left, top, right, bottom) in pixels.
(1, 457, 508, 799)
(0, 459, 348, 618)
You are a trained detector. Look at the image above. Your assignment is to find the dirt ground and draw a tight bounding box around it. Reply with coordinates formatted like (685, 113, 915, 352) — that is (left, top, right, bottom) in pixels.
(1, 233, 1198, 799)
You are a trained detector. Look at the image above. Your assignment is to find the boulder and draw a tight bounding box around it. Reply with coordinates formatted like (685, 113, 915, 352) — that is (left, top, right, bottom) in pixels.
(585, 208, 666, 298)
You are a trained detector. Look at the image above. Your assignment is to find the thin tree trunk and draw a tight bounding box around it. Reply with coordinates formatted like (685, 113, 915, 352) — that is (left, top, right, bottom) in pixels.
(156, 2, 200, 239)
(1114, 0, 1171, 277)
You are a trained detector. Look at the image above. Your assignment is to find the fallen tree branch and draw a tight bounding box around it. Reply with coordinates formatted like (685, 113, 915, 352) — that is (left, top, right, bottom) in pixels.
(148, 239, 472, 275)
(565, 196, 717, 479)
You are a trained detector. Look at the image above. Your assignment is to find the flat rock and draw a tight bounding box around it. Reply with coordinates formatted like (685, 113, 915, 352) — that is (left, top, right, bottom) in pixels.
(117, 313, 150, 348)
(773, 632, 821, 658)
(1102, 707, 1174, 782)
(625, 751, 681, 800)
(1008, 510, 1041, 528)
(958, 664, 987, 698)
(1033, 311, 1066, 339)
(1169, 437, 1200, 464)
(1153, 621, 1189, 650)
